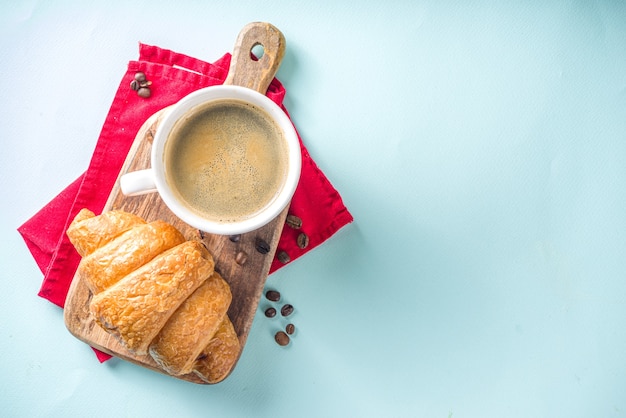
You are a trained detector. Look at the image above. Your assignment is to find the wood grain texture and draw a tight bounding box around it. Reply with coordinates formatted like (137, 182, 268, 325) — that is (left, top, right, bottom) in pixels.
(63, 22, 290, 384)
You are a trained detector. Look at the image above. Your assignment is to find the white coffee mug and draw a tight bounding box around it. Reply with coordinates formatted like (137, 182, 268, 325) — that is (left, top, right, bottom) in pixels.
(120, 85, 301, 235)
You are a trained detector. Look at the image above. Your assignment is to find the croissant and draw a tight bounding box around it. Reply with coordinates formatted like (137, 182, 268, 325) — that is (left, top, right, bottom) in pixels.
(67, 209, 240, 382)
(149, 271, 232, 375)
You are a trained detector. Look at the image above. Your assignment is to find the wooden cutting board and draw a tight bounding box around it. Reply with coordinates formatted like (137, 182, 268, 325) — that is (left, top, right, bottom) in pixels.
(63, 22, 290, 384)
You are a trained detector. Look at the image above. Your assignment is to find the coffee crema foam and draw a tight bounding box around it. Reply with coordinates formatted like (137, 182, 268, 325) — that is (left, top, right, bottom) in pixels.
(164, 99, 289, 223)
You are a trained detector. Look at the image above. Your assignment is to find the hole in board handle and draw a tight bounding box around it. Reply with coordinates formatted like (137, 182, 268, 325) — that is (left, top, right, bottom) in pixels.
(250, 43, 265, 61)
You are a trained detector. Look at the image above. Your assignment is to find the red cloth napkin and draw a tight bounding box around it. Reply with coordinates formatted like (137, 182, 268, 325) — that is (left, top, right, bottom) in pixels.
(18, 43, 352, 362)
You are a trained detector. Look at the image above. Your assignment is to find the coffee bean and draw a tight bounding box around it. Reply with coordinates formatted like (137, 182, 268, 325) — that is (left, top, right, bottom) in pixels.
(277, 250, 290, 264)
(296, 232, 309, 249)
(285, 323, 295, 335)
(235, 251, 248, 265)
(264, 307, 276, 318)
(281, 304, 294, 317)
(265, 290, 281, 302)
(197, 229, 206, 239)
(229, 234, 241, 243)
(137, 87, 151, 98)
(134, 72, 147, 82)
(255, 237, 270, 254)
(286, 214, 302, 229)
(275, 331, 290, 346)
(130, 79, 140, 91)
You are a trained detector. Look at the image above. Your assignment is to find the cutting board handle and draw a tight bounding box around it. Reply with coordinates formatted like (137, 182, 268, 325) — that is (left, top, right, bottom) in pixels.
(224, 22, 286, 94)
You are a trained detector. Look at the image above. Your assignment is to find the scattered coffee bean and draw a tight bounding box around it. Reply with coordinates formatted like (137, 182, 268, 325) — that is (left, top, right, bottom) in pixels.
(198, 229, 206, 239)
(235, 251, 248, 265)
(229, 234, 241, 243)
(275, 331, 290, 346)
(286, 214, 302, 230)
(132, 73, 152, 98)
(277, 250, 290, 264)
(296, 232, 309, 249)
(255, 237, 270, 254)
(137, 87, 151, 98)
(281, 304, 294, 317)
(265, 290, 281, 302)
(264, 307, 276, 318)
(285, 323, 295, 335)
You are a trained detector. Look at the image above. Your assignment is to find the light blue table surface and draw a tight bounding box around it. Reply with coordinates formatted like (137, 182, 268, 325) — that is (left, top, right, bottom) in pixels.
(1, 1, 625, 417)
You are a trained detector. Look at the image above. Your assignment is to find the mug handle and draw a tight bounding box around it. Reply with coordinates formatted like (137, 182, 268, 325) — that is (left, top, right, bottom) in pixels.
(120, 169, 157, 196)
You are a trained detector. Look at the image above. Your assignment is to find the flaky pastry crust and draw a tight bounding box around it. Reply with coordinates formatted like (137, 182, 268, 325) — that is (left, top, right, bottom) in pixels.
(77, 220, 185, 294)
(193, 317, 241, 383)
(66, 208, 146, 257)
(89, 240, 214, 355)
(149, 271, 232, 375)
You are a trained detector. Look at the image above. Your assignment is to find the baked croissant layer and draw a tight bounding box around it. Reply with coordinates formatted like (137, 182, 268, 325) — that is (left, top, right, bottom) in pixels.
(67, 208, 146, 257)
(193, 316, 241, 383)
(149, 271, 232, 375)
(78, 220, 186, 294)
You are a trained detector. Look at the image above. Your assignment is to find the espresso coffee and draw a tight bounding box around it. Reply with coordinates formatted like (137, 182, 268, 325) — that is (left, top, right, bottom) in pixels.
(163, 99, 289, 223)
